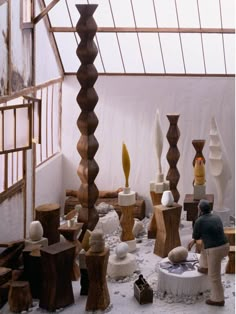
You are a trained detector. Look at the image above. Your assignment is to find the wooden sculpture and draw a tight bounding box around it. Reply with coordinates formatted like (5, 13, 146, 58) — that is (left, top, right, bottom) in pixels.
(192, 139, 206, 166)
(76, 4, 99, 240)
(166, 114, 180, 202)
(8, 281, 32, 313)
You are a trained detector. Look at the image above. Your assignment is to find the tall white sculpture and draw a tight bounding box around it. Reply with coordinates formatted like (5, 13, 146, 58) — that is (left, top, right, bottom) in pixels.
(209, 117, 232, 225)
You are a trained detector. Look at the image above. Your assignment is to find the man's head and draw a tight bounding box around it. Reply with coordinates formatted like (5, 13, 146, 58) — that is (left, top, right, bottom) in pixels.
(198, 199, 211, 214)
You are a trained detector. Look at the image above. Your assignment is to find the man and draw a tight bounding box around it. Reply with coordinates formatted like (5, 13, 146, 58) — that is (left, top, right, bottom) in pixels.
(188, 199, 229, 306)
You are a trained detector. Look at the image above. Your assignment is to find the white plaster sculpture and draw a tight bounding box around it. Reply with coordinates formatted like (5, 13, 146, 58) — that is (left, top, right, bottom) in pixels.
(107, 242, 137, 279)
(150, 109, 170, 194)
(132, 219, 144, 238)
(161, 190, 174, 207)
(209, 117, 232, 225)
(25, 220, 48, 247)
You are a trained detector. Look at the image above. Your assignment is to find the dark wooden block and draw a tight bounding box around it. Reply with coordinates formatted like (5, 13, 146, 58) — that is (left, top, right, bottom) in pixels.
(8, 281, 32, 313)
(183, 194, 214, 223)
(39, 242, 75, 311)
(0, 267, 12, 286)
(0, 282, 10, 309)
(134, 274, 153, 304)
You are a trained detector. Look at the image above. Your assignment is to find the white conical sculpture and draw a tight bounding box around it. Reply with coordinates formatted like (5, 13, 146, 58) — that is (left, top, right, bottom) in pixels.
(209, 117, 232, 211)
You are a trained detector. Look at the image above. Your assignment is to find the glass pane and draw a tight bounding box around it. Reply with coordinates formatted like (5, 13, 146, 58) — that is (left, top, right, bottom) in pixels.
(16, 107, 30, 148)
(118, 33, 144, 73)
(7, 153, 13, 188)
(176, 0, 200, 28)
(47, 0, 71, 27)
(52, 82, 60, 155)
(139, 33, 164, 73)
(96, 33, 124, 73)
(0, 111, 2, 151)
(41, 88, 48, 162)
(17, 151, 23, 181)
(0, 155, 4, 192)
(47, 85, 53, 157)
(154, 0, 178, 27)
(110, 0, 135, 27)
(224, 34, 235, 74)
(0, 1, 8, 96)
(203, 34, 225, 74)
(131, 0, 156, 27)
(12, 152, 18, 184)
(54, 32, 80, 73)
(220, 0, 235, 28)
(181, 33, 205, 73)
(94, 35, 105, 73)
(198, 0, 221, 28)
(159, 33, 185, 73)
(4, 110, 14, 151)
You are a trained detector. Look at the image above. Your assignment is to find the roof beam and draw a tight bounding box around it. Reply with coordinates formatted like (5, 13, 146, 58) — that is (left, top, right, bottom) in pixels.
(33, 0, 60, 24)
(50, 27, 235, 34)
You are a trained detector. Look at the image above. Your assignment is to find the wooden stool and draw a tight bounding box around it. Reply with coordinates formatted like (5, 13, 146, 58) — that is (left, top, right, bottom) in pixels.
(8, 281, 32, 313)
(40, 242, 75, 311)
(154, 203, 182, 257)
(226, 246, 235, 274)
(85, 247, 110, 311)
(35, 203, 60, 245)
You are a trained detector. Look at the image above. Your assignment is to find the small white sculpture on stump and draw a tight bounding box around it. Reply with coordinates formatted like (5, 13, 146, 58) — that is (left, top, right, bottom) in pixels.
(209, 117, 232, 225)
(25, 221, 48, 247)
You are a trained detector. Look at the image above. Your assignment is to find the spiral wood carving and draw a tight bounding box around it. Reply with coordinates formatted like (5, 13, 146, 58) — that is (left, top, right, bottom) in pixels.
(76, 4, 99, 237)
(166, 114, 180, 202)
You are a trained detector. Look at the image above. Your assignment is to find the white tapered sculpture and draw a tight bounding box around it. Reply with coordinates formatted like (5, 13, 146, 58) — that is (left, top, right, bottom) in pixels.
(209, 117, 231, 225)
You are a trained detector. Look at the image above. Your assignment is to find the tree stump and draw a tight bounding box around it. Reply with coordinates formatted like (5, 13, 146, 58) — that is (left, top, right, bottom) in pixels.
(120, 205, 135, 242)
(35, 203, 60, 245)
(8, 281, 32, 313)
(85, 247, 110, 311)
(39, 242, 75, 311)
(154, 203, 182, 257)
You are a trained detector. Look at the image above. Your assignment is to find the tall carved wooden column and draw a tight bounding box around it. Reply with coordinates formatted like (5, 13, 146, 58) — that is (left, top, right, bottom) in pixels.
(76, 4, 99, 239)
(166, 114, 180, 202)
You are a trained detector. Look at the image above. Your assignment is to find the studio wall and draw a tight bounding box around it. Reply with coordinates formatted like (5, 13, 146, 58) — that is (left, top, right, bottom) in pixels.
(61, 75, 235, 216)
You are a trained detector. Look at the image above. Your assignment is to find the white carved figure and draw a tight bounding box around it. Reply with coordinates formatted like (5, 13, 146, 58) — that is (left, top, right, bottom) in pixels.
(115, 242, 129, 259)
(154, 109, 164, 182)
(168, 246, 188, 263)
(209, 117, 232, 210)
(89, 229, 105, 253)
(29, 220, 43, 241)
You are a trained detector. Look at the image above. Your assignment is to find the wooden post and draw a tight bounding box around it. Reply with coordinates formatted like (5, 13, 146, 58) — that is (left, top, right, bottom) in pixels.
(85, 247, 110, 311)
(8, 281, 32, 313)
(35, 203, 60, 244)
(148, 191, 162, 238)
(39, 242, 75, 311)
(154, 203, 182, 257)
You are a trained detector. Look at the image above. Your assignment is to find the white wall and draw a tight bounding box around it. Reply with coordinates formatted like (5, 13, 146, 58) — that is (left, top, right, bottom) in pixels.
(61, 75, 235, 216)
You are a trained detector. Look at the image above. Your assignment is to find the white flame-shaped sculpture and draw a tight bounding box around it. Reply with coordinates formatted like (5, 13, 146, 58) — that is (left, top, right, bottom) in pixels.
(209, 117, 232, 210)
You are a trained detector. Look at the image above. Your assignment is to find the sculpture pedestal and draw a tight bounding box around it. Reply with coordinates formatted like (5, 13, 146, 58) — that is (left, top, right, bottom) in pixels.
(107, 253, 137, 279)
(226, 246, 235, 274)
(148, 191, 162, 239)
(183, 194, 214, 226)
(154, 203, 182, 258)
(58, 222, 83, 281)
(214, 208, 231, 227)
(193, 184, 206, 200)
(85, 247, 110, 311)
(40, 242, 75, 311)
(120, 205, 135, 242)
(79, 249, 89, 296)
(8, 281, 32, 313)
(24, 237, 48, 248)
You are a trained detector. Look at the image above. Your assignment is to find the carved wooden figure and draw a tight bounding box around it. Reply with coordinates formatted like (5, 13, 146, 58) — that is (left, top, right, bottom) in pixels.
(192, 139, 206, 166)
(166, 114, 180, 202)
(154, 203, 182, 257)
(76, 4, 100, 240)
(120, 205, 135, 242)
(85, 247, 110, 311)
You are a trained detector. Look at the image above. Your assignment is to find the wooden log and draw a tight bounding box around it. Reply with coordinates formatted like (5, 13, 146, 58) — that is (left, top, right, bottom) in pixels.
(85, 247, 110, 311)
(224, 227, 235, 246)
(39, 242, 75, 311)
(8, 281, 32, 313)
(154, 203, 182, 257)
(35, 203, 60, 245)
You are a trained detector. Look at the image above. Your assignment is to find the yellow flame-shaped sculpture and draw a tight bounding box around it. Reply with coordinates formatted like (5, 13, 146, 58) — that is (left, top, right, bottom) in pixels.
(122, 143, 130, 188)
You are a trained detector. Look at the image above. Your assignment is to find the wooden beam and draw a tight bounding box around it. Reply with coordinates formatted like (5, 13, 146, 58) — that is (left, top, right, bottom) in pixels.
(65, 72, 235, 78)
(50, 26, 235, 34)
(0, 77, 63, 104)
(33, 0, 60, 24)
